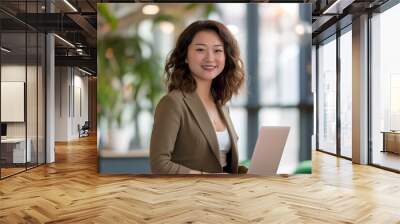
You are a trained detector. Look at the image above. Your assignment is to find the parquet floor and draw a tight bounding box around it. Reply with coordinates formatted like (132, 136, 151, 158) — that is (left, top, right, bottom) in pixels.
(1, 135, 400, 223)
(1, 167, 25, 177)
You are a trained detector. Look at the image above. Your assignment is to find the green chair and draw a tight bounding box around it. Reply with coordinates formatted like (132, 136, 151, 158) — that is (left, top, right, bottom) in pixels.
(294, 160, 312, 174)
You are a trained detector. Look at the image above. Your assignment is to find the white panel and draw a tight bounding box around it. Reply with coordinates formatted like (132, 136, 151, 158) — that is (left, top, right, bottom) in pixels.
(1, 82, 25, 122)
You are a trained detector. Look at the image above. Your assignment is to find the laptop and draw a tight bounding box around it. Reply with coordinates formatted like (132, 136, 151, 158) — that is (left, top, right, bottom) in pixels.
(247, 126, 290, 175)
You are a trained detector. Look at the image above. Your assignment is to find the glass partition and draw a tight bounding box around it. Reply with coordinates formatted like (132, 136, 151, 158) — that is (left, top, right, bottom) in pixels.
(0, 1, 46, 179)
(1, 30, 28, 177)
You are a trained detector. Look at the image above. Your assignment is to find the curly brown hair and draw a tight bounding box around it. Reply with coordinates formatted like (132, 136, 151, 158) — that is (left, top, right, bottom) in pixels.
(165, 20, 245, 105)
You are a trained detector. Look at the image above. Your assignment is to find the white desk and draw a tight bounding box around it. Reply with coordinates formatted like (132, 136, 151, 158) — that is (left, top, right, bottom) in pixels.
(1, 138, 31, 163)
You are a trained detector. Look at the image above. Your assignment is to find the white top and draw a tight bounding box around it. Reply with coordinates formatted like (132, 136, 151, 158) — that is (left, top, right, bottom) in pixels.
(216, 129, 231, 168)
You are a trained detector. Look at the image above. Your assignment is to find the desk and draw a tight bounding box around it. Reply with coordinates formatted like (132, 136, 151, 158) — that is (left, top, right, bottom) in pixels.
(381, 131, 400, 154)
(1, 138, 31, 163)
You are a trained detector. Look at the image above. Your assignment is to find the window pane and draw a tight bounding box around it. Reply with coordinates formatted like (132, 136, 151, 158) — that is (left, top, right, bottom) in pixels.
(340, 30, 352, 158)
(317, 37, 337, 154)
(259, 4, 299, 105)
(371, 4, 400, 171)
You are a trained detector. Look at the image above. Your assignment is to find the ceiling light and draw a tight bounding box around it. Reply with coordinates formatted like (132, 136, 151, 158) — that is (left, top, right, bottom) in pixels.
(63, 0, 78, 12)
(54, 34, 75, 48)
(78, 67, 92, 76)
(1, 47, 11, 53)
(142, 5, 159, 15)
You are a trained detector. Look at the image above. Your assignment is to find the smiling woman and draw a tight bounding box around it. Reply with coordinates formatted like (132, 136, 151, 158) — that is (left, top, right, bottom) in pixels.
(150, 20, 247, 174)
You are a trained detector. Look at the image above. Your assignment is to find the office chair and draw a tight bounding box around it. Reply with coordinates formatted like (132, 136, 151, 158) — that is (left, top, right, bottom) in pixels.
(79, 121, 90, 138)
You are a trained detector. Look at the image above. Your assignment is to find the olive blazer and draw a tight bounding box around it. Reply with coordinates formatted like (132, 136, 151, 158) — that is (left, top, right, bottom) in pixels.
(150, 90, 241, 174)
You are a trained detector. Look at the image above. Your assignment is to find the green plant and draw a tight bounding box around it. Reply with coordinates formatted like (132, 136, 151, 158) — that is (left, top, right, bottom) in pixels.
(98, 4, 164, 146)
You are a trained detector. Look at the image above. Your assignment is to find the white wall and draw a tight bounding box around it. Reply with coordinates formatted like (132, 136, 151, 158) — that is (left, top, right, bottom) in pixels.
(55, 67, 89, 141)
(55, 67, 69, 141)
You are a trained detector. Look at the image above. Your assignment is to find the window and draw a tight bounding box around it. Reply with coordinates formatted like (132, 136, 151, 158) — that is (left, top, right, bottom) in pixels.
(317, 36, 337, 154)
(371, 3, 400, 171)
(339, 28, 352, 158)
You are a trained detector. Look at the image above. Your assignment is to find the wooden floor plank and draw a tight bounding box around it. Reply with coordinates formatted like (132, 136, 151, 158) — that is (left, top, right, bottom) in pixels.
(0, 135, 399, 223)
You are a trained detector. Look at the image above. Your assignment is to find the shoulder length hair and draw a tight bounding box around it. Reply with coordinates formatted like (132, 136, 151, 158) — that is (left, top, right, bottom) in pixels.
(165, 20, 245, 105)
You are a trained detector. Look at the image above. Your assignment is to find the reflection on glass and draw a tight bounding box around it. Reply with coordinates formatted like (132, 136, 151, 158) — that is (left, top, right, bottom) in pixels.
(371, 4, 400, 171)
(318, 37, 337, 154)
(340, 30, 352, 158)
(259, 108, 299, 174)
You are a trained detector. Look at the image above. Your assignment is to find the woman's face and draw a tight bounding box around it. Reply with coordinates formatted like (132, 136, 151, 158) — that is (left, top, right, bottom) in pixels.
(186, 30, 225, 82)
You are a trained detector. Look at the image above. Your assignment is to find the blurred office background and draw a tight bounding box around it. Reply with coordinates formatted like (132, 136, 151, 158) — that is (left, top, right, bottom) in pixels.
(97, 3, 312, 174)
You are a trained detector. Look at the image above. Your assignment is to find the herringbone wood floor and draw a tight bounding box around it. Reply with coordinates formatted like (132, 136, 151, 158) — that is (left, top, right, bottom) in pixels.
(0, 135, 400, 223)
